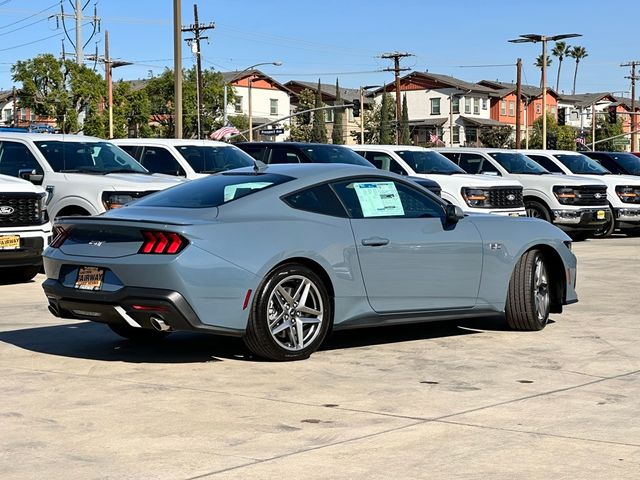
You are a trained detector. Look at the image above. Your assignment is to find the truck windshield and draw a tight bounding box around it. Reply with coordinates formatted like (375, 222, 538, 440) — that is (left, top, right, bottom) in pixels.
(34, 140, 147, 174)
(175, 145, 254, 173)
(301, 145, 373, 166)
(396, 150, 465, 174)
(554, 154, 609, 175)
(604, 152, 640, 175)
(489, 152, 549, 174)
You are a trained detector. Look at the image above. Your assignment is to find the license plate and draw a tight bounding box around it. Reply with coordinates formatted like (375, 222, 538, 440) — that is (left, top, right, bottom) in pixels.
(596, 210, 606, 220)
(508, 213, 522, 217)
(75, 266, 104, 291)
(0, 235, 20, 249)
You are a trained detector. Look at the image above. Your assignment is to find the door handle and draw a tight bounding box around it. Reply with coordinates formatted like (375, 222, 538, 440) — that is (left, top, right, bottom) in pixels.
(361, 237, 389, 247)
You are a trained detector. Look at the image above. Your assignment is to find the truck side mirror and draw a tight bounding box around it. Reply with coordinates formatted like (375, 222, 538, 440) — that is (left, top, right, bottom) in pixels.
(18, 169, 44, 185)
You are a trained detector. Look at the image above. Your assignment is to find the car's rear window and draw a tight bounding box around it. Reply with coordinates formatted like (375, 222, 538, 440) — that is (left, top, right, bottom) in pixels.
(133, 172, 293, 208)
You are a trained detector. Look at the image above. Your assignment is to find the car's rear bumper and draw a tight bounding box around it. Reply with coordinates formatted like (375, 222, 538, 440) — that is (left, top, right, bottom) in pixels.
(0, 236, 46, 268)
(552, 208, 611, 232)
(42, 279, 245, 337)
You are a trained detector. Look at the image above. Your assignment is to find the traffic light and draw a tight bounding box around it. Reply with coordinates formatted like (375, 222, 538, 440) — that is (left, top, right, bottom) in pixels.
(608, 105, 617, 124)
(557, 107, 566, 126)
(352, 99, 361, 117)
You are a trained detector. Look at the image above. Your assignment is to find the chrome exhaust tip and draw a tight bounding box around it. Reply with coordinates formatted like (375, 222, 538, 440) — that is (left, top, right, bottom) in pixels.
(150, 316, 172, 332)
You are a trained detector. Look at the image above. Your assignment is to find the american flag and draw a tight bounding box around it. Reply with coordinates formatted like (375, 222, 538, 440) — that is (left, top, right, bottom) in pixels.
(429, 133, 440, 144)
(576, 136, 586, 145)
(210, 124, 240, 141)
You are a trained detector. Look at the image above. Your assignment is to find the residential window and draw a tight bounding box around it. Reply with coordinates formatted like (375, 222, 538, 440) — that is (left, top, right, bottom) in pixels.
(508, 101, 515, 117)
(20, 108, 26, 121)
(550, 106, 556, 114)
(430, 98, 441, 115)
(30, 110, 36, 121)
(482, 98, 487, 110)
(473, 98, 480, 115)
(465, 126, 478, 145)
(500, 100, 507, 116)
(536, 103, 542, 115)
(348, 108, 354, 122)
(452, 96, 460, 114)
(324, 109, 334, 122)
(234, 96, 242, 113)
(464, 97, 471, 114)
(270, 98, 278, 116)
(570, 111, 579, 121)
(452, 126, 460, 144)
(2, 108, 11, 121)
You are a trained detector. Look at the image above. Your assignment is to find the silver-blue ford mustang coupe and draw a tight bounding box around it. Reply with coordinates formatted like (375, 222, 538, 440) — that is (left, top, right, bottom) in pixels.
(42, 163, 577, 361)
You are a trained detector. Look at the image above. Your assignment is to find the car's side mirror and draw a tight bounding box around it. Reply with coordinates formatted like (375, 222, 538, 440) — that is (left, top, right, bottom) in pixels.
(444, 204, 465, 223)
(18, 169, 44, 185)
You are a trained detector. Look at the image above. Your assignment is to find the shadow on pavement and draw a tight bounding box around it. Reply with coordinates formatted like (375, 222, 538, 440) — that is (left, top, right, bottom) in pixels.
(0, 314, 526, 364)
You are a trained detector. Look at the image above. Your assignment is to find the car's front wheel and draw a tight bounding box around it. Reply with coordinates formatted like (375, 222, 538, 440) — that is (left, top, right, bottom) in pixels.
(505, 249, 551, 331)
(244, 264, 331, 361)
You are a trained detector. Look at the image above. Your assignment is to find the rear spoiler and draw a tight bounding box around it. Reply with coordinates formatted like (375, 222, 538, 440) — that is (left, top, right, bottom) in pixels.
(54, 216, 193, 226)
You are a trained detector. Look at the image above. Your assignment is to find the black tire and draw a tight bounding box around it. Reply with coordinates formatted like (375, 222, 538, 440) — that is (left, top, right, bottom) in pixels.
(592, 217, 615, 238)
(505, 249, 551, 331)
(0, 265, 40, 284)
(108, 323, 169, 342)
(244, 264, 332, 361)
(525, 200, 552, 223)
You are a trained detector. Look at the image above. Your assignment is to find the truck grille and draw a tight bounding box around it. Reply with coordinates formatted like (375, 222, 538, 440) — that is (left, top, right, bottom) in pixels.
(488, 187, 524, 208)
(575, 185, 608, 206)
(0, 193, 42, 227)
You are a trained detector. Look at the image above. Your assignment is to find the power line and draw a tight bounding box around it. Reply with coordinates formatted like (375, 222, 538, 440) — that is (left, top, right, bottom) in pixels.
(0, 1, 58, 30)
(0, 17, 47, 37)
(0, 21, 91, 53)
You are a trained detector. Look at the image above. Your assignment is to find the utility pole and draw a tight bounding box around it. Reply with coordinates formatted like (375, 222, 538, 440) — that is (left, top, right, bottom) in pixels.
(51, 1, 100, 65)
(105, 30, 111, 137)
(182, 4, 215, 139)
(173, 0, 183, 138)
(381, 52, 413, 144)
(516, 58, 522, 148)
(621, 61, 640, 151)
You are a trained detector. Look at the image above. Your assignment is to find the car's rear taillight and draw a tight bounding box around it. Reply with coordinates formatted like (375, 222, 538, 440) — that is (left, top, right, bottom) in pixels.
(139, 230, 188, 255)
(50, 226, 70, 248)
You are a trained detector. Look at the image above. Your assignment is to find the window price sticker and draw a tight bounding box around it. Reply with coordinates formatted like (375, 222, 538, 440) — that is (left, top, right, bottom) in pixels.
(354, 182, 404, 217)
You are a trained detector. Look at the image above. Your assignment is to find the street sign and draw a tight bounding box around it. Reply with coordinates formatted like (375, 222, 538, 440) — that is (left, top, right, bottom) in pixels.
(612, 138, 630, 145)
(259, 128, 285, 136)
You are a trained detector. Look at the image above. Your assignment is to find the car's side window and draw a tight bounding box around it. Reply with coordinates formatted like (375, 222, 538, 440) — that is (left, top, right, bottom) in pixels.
(0, 141, 44, 177)
(269, 148, 304, 164)
(528, 155, 563, 173)
(241, 146, 265, 162)
(364, 152, 408, 175)
(283, 184, 347, 217)
(118, 145, 141, 161)
(457, 153, 484, 174)
(332, 179, 443, 219)
(140, 146, 184, 176)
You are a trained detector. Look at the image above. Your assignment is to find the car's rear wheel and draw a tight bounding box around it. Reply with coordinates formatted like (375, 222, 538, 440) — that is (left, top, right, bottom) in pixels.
(505, 249, 550, 331)
(244, 264, 331, 361)
(525, 200, 551, 223)
(108, 323, 169, 342)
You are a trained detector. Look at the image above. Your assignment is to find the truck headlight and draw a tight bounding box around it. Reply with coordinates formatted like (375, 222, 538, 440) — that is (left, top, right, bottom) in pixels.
(36, 192, 48, 224)
(553, 186, 578, 205)
(615, 186, 640, 204)
(102, 192, 136, 210)
(462, 188, 490, 207)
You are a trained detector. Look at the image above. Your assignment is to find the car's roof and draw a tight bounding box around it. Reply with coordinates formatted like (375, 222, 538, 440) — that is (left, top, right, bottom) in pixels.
(521, 149, 587, 155)
(235, 142, 350, 148)
(228, 162, 382, 181)
(349, 144, 426, 151)
(0, 133, 105, 142)
(113, 138, 232, 147)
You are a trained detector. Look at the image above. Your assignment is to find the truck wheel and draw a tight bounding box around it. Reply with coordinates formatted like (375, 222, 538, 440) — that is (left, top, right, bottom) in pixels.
(505, 249, 550, 331)
(592, 217, 615, 238)
(525, 200, 551, 223)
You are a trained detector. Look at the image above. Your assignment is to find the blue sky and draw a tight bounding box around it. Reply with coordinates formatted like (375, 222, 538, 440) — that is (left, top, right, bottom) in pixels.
(0, 0, 638, 97)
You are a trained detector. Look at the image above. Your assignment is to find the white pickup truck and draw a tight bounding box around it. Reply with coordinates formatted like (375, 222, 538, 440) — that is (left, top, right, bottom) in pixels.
(0, 133, 186, 219)
(436, 148, 610, 239)
(0, 173, 51, 282)
(348, 145, 526, 216)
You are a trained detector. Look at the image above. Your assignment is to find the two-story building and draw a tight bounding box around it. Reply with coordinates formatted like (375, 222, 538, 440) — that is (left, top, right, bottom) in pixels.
(222, 70, 292, 142)
(0, 89, 55, 130)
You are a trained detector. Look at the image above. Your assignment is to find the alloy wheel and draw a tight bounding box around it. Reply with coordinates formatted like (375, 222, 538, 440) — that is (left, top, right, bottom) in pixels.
(534, 258, 550, 321)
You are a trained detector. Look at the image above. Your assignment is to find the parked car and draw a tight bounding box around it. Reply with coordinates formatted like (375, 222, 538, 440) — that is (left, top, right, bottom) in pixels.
(0, 133, 186, 219)
(235, 141, 442, 196)
(524, 150, 640, 237)
(436, 148, 610, 238)
(0, 173, 51, 282)
(582, 151, 640, 177)
(348, 145, 525, 216)
(43, 163, 577, 361)
(113, 138, 254, 179)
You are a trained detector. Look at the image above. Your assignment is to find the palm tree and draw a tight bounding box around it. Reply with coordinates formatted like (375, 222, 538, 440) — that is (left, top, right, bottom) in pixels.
(534, 55, 552, 88)
(551, 41, 570, 92)
(568, 46, 588, 95)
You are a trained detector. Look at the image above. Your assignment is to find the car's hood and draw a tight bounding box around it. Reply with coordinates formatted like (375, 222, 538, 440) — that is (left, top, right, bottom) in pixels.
(413, 173, 522, 188)
(0, 174, 45, 194)
(62, 172, 186, 190)
(512, 173, 606, 187)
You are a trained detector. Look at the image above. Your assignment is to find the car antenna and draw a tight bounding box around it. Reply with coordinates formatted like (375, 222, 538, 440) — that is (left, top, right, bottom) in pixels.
(253, 159, 267, 173)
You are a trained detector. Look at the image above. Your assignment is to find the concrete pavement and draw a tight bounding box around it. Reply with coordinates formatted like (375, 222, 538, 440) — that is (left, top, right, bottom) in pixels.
(0, 237, 639, 479)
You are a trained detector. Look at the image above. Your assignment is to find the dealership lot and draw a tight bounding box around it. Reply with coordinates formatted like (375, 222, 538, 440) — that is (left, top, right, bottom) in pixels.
(0, 237, 639, 479)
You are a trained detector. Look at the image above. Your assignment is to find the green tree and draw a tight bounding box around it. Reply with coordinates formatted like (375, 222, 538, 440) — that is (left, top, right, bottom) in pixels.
(331, 79, 344, 145)
(289, 88, 315, 142)
(379, 92, 395, 144)
(12, 53, 105, 133)
(557, 125, 577, 151)
(568, 46, 588, 95)
(401, 94, 410, 144)
(350, 100, 381, 144)
(551, 41, 570, 92)
(479, 125, 513, 148)
(529, 112, 558, 149)
(587, 115, 625, 151)
(310, 79, 327, 143)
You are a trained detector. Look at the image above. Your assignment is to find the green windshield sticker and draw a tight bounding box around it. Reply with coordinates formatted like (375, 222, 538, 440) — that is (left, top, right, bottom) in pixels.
(354, 182, 404, 217)
(223, 182, 272, 202)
